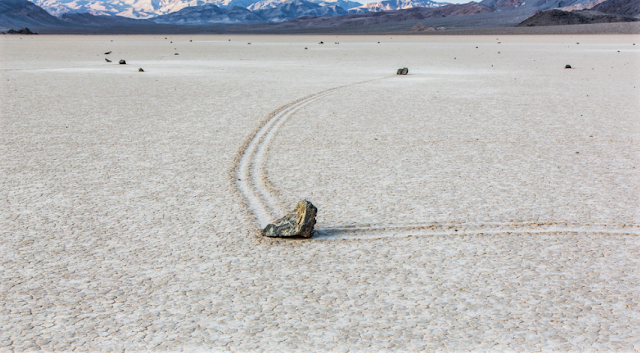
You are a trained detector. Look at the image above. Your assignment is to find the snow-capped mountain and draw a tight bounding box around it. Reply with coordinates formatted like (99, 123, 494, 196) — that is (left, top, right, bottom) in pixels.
(152, 3, 263, 23)
(348, 0, 449, 14)
(255, 0, 347, 20)
(32, 0, 169, 18)
(247, 0, 360, 11)
(31, 0, 363, 18)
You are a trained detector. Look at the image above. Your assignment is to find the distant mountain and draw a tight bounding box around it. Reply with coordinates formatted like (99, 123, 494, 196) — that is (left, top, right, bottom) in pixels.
(280, 1, 492, 28)
(150, 0, 349, 23)
(247, 0, 360, 11)
(591, 0, 640, 17)
(480, 0, 598, 11)
(152, 3, 264, 23)
(314, 0, 361, 10)
(60, 12, 155, 26)
(158, 0, 263, 15)
(348, 0, 449, 14)
(254, 0, 346, 21)
(0, 0, 64, 28)
(558, 0, 607, 11)
(517, 8, 638, 26)
(31, 0, 359, 18)
(33, 0, 161, 18)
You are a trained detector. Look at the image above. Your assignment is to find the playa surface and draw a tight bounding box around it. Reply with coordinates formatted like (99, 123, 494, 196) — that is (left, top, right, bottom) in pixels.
(1, 34, 639, 351)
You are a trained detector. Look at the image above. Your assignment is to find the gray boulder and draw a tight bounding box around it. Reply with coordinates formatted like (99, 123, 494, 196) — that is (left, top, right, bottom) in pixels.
(262, 200, 317, 238)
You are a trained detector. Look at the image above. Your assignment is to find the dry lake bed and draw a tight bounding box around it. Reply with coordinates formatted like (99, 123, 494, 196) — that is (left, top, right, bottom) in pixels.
(1, 34, 639, 351)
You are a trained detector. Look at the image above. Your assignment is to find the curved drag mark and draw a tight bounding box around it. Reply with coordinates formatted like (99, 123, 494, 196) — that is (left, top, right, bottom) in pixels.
(233, 81, 640, 238)
(316, 222, 640, 240)
(234, 83, 366, 229)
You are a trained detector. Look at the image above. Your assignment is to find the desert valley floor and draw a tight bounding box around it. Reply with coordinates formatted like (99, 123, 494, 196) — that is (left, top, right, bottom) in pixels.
(1, 34, 639, 351)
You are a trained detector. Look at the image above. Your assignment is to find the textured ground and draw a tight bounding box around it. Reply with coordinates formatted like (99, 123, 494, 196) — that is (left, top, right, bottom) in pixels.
(1, 34, 639, 351)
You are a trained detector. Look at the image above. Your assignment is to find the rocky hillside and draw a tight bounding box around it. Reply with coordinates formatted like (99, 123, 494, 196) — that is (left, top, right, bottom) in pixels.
(60, 12, 156, 26)
(480, 0, 597, 11)
(0, 0, 64, 28)
(517, 8, 638, 26)
(591, 0, 640, 17)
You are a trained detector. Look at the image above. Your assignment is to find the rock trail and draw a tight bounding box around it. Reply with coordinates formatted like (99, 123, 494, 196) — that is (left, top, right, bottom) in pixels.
(234, 82, 640, 239)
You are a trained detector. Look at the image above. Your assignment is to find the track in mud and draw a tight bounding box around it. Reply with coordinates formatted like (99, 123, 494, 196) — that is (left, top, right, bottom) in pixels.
(233, 83, 640, 239)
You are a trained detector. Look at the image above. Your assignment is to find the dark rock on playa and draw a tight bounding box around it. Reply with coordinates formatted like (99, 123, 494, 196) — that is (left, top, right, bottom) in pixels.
(262, 200, 317, 238)
(397, 67, 408, 75)
(105, 58, 112, 62)
(565, 64, 572, 68)
(119, 59, 126, 64)
(104, 51, 111, 54)
(138, 68, 144, 72)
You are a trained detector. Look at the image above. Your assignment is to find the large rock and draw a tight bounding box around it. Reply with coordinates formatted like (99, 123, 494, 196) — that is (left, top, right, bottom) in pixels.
(262, 200, 317, 238)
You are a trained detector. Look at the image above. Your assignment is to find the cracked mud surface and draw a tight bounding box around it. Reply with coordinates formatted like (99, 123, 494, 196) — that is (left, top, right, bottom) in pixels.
(2, 34, 639, 351)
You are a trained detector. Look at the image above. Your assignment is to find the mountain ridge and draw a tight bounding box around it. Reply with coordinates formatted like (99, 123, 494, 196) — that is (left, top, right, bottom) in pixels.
(2, 0, 638, 33)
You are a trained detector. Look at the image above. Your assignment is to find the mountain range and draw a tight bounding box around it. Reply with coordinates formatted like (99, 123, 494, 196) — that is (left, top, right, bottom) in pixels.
(1, 0, 638, 32)
(30, 0, 424, 18)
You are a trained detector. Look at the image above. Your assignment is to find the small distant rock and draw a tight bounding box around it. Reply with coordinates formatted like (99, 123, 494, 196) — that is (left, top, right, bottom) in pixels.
(138, 68, 144, 72)
(397, 67, 408, 75)
(105, 58, 112, 62)
(189, 40, 192, 42)
(262, 200, 317, 238)
(565, 64, 572, 69)
(305, 47, 308, 49)
(104, 51, 112, 55)
(175, 53, 179, 55)
(335, 42, 339, 44)
(319, 41, 324, 44)
(119, 59, 126, 65)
